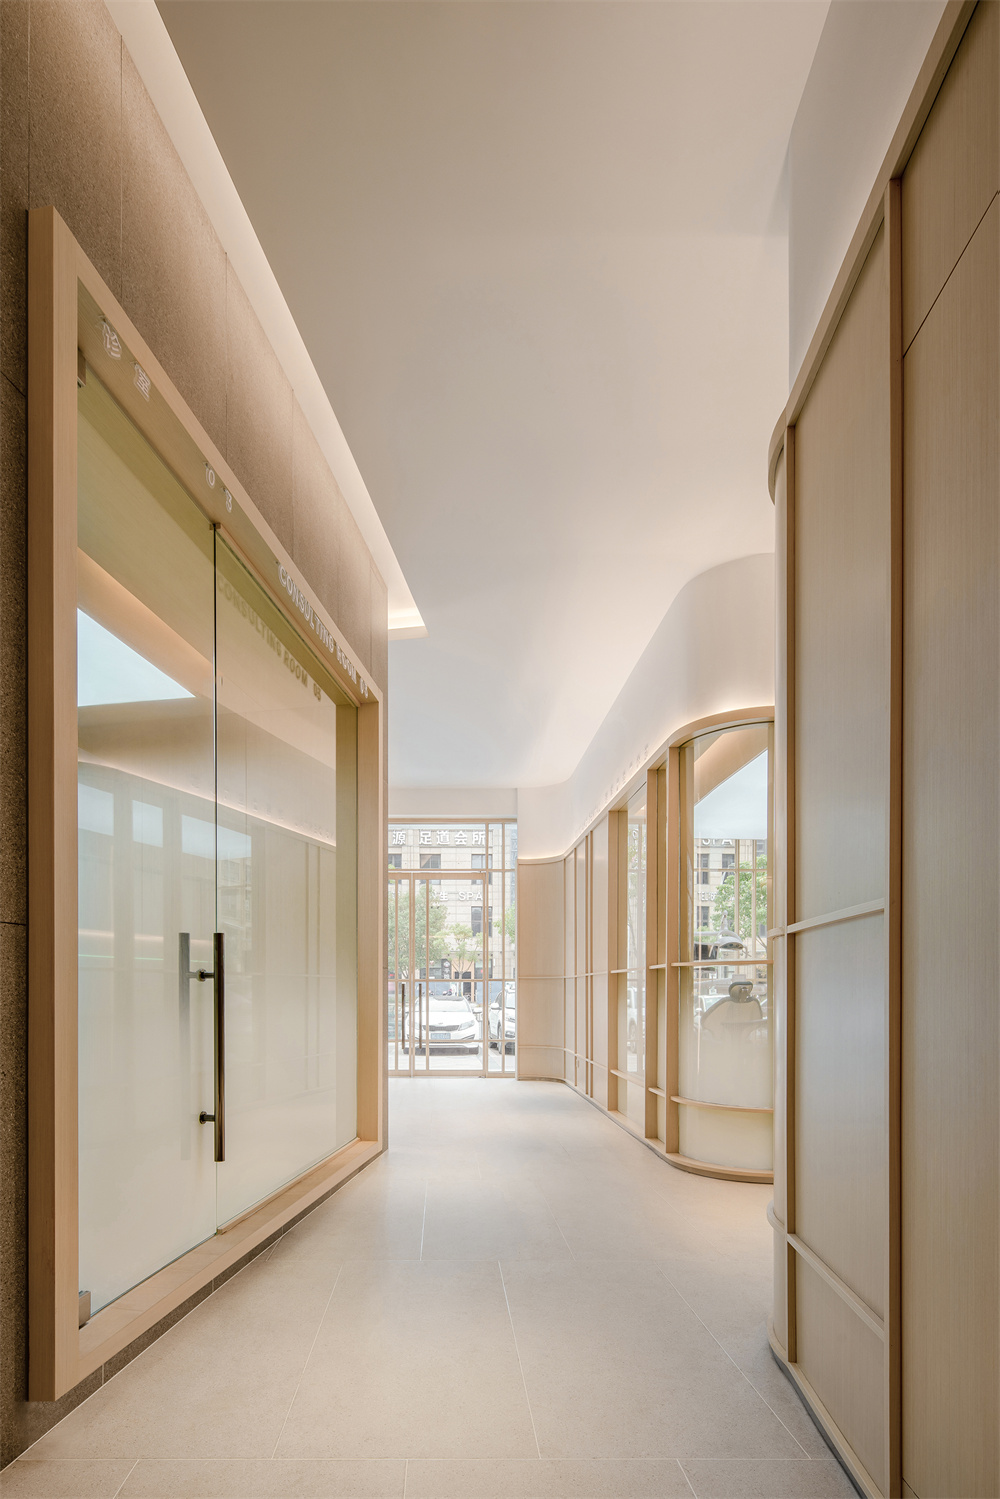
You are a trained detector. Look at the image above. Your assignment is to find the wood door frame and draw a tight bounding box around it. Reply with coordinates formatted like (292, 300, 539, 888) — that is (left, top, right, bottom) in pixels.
(28, 206, 385, 1401)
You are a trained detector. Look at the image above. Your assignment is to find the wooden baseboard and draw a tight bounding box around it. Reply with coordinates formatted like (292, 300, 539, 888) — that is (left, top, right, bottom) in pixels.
(663, 1151, 773, 1185)
(767, 1316, 881, 1499)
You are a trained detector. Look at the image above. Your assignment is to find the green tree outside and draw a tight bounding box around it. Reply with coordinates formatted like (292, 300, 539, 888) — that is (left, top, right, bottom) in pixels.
(712, 854, 768, 945)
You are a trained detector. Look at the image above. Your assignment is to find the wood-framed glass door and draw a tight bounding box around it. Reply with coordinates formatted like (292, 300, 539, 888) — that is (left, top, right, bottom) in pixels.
(388, 872, 487, 1075)
(77, 364, 360, 1314)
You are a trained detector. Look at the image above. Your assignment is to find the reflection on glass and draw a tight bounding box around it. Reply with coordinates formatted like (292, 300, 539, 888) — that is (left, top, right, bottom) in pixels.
(215, 539, 357, 1225)
(678, 723, 772, 1171)
(78, 374, 217, 1313)
(78, 369, 361, 1307)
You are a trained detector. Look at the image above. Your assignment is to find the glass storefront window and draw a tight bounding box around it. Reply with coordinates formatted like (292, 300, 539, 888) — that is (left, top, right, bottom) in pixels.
(387, 821, 516, 1076)
(678, 722, 772, 1172)
(621, 788, 647, 1087)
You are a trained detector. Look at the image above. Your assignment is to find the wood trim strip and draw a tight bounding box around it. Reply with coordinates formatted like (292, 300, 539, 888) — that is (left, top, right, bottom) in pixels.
(357, 700, 384, 1146)
(664, 745, 681, 1154)
(28, 206, 81, 1402)
(671, 1095, 773, 1115)
(788, 1232, 886, 1342)
(664, 1152, 773, 1185)
(782, 424, 798, 1364)
(777, 899, 886, 936)
(644, 766, 660, 1137)
(77, 1138, 380, 1381)
(884, 172, 904, 1499)
(768, 1320, 883, 1499)
(768, 0, 978, 498)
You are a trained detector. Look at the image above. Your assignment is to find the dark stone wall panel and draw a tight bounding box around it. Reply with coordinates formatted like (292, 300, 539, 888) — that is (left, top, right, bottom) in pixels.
(0, 2, 30, 395)
(28, 1, 123, 299)
(0, 0, 389, 1466)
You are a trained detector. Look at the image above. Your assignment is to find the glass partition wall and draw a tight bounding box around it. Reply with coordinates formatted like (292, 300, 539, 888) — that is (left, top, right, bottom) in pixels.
(616, 787, 647, 1124)
(387, 821, 517, 1075)
(677, 722, 773, 1173)
(78, 371, 358, 1315)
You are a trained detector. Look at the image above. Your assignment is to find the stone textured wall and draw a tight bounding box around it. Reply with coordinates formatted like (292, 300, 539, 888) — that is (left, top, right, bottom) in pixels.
(0, 0, 388, 1464)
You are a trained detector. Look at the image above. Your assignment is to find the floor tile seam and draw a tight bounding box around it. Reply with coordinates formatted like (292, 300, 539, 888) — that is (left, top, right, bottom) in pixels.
(678, 1456, 699, 1497)
(269, 1261, 345, 1459)
(652, 1262, 811, 1460)
(497, 1259, 541, 1460)
(110, 1456, 138, 1498)
(528, 1178, 576, 1261)
(418, 1183, 428, 1260)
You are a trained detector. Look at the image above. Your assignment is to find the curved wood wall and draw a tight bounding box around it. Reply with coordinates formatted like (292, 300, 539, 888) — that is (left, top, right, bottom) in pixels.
(770, 5, 999, 1494)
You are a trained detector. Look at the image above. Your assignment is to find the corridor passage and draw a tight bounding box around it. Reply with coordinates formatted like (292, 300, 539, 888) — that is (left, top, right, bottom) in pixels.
(5, 1082, 853, 1499)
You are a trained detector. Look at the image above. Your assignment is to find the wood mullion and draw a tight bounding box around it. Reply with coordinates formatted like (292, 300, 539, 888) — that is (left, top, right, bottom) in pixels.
(780, 423, 798, 1365)
(27, 207, 81, 1401)
(643, 768, 658, 1136)
(884, 174, 904, 1499)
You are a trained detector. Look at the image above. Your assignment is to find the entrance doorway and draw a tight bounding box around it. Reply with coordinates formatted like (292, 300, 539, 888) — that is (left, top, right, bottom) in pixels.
(387, 823, 517, 1076)
(77, 370, 359, 1317)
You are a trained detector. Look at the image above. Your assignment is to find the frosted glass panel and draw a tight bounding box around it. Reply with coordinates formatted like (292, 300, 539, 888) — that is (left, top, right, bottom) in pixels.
(215, 539, 357, 1225)
(78, 375, 217, 1314)
(78, 371, 362, 1308)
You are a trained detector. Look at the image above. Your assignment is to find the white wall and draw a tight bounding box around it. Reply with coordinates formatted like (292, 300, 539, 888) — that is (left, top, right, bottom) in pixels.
(518, 553, 775, 860)
(788, 0, 947, 380)
(388, 786, 517, 820)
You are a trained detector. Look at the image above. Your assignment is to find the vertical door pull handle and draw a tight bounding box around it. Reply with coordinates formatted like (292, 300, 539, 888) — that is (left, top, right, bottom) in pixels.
(212, 931, 225, 1162)
(189, 931, 224, 1161)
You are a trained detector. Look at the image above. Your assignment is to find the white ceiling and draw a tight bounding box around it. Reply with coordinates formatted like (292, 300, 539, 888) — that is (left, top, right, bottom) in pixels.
(158, 0, 828, 789)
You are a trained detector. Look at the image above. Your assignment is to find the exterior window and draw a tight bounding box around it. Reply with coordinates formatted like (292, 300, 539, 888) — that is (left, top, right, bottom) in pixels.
(386, 820, 517, 1077)
(678, 720, 772, 1174)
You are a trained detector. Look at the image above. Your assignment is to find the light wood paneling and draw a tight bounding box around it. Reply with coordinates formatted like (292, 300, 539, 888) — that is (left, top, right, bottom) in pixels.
(592, 818, 609, 972)
(564, 854, 575, 977)
(797, 1259, 885, 1495)
(516, 979, 565, 1052)
(795, 916, 886, 1318)
(770, 9, 999, 1494)
(767, 0, 978, 487)
(902, 192, 999, 1499)
(517, 859, 565, 978)
(575, 844, 587, 983)
(794, 227, 889, 922)
(901, 0, 999, 349)
(515, 860, 565, 1081)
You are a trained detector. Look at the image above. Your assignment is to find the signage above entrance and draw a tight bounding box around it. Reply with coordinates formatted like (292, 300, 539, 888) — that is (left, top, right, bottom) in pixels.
(278, 564, 370, 701)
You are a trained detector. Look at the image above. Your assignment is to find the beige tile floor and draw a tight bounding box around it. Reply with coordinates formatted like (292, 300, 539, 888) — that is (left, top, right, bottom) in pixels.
(2, 1080, 856, 1499)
